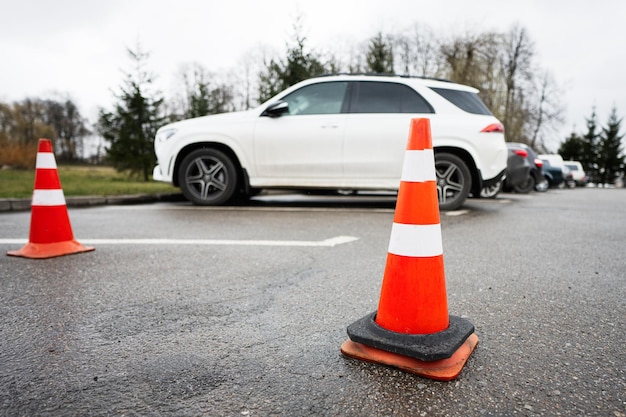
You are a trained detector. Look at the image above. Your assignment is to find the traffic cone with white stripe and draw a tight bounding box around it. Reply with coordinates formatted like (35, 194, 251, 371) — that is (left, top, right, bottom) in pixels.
(7, 138, 94, 259)
(341, 118, 478, 381)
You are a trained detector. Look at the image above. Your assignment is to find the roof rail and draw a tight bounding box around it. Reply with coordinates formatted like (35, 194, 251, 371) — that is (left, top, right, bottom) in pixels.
(316, 72, 453, 83)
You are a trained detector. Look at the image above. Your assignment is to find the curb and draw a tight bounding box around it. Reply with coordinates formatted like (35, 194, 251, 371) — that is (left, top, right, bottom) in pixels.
(0, 193, 185, 212)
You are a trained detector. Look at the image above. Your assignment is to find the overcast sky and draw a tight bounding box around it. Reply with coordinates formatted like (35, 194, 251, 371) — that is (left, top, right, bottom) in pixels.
(1, 0, 624, 151)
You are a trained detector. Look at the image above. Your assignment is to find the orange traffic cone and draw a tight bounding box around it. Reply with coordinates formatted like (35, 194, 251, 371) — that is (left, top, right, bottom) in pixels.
(7, 139, 94, 259)
(341, 118, 478, 381)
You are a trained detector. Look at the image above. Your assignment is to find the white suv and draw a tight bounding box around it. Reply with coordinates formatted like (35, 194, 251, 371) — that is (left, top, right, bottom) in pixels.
(153, 74, 507, 210)
(563, 161, 588, 187)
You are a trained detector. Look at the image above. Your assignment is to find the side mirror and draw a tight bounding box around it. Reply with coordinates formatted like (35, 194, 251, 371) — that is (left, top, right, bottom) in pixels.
(262, 101, 289, 118)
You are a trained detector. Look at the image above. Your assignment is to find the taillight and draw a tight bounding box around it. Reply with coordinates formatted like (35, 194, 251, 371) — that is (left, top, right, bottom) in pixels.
(533, 158, 543, 168)
(481, 123, 505, 133)
(513, 149, 528, 158)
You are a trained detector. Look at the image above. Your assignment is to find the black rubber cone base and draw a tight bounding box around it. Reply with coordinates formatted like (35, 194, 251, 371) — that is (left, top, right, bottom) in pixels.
(346, 312, 474, 361)
(341, 333, 478, 381)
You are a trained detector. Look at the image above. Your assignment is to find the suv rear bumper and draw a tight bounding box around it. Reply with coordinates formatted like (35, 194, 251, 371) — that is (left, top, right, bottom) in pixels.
(477, 169, 506, 194)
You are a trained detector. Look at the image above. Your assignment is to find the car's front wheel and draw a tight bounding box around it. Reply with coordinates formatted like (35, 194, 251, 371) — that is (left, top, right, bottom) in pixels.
(178, 148, 238, 205)
(434, 153, 471, 211)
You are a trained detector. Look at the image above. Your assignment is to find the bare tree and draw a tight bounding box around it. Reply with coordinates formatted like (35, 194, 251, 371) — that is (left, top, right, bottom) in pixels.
(233, 49, 265, 109)
(440, 32, 482, 86)
(438, 31, 506, 118)
(346, 39, 368, 74)
(528, 71, 564, 150)
(43, 98, 90, 161)
(500, 24, 535, 142)
(168, 62, 236, 120)
(394, 24, 440, 77)
(0, 99, 55, 168)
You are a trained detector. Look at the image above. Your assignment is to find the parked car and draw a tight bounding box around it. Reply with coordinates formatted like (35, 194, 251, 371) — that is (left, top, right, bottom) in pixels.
(505, 143, 548, 193)
(563, 161, 589, 187)
(153, 74, 508, 210)
(481, 145, 531, 198)
(539, 154, 571, 188)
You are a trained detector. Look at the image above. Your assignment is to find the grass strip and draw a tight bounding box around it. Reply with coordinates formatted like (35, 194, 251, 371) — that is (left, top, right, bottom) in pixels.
(0, 166, 175, 199)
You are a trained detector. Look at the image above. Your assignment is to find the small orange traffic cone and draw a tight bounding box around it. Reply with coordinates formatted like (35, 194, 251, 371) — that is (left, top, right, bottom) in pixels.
(7, 139, 94, 259)
(341, 118, 478, 381)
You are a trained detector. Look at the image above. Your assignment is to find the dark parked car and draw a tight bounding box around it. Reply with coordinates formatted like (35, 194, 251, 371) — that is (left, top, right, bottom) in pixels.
(481, 144, 532, 198)
(505, 143, 548, 193)
(502, 146, 531, 191)
(539, 154, 572, 188)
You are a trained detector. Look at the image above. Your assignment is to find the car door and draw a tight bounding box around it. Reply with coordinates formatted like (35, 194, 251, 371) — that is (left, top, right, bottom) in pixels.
(253, 81, 348, 186)
(342, 81, 435, 187)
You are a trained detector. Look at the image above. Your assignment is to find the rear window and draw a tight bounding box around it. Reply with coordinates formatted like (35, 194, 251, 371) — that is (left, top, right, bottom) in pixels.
(430, 87, 492, 115)
(350, 81, 434, 114)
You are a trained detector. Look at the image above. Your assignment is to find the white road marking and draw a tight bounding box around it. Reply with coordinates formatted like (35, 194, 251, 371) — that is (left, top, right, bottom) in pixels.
(444, 209, 469, 216)
(0, 235, 359, 247)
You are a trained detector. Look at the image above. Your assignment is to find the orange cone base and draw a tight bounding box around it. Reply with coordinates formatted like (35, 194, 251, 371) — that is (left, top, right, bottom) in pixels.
(341, 332, 479, 381)
(7, 240, 95, 259)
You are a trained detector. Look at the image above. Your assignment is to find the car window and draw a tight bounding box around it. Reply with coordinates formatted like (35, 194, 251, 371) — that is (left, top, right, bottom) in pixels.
(280, 81, 348, 115)
(350, 81, 434, 114)
(430, 87, 492, 115)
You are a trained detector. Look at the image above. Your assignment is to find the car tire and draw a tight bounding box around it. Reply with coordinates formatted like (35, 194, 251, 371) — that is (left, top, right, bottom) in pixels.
(178, 148, 238, 205)
(480, 181, 502, 198)
(534, 177, 549, 192)
(514, 175, 535, 194)
(434, 153, 472, 211)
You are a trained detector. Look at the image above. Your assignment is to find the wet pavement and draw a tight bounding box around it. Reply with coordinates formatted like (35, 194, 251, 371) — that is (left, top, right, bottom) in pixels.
(0, 188, 625, 416)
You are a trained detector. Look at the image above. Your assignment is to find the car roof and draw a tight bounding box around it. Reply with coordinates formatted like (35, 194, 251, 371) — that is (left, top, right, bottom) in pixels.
(538, 154, 563, 160)
(298, 74, 479, 93)
(506, 142, 538, 153)
(564, 161, 583, 167)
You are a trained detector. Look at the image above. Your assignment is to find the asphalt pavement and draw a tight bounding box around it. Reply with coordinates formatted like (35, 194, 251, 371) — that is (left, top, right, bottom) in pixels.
(0, 188, 624, 416)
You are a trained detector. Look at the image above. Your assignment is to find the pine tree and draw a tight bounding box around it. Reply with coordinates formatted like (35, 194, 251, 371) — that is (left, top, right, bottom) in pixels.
(558, 132, 586, 161)
(98, 47, 165, 181)
(580, 108, 600, 182)
(366, 32, 394, 74)
(257, 18, 326, 103)
(187, 81, 211, 118)
(597, 107, 624, 185)
(257, 58, 284, 104)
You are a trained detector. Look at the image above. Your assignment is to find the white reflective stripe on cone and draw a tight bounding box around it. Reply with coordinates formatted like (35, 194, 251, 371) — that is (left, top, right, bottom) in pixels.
(387, 222, 443, 257)
(32, 189, 66, 206)
(35, 153, 57, 169)
(400, 149, 436, 182)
